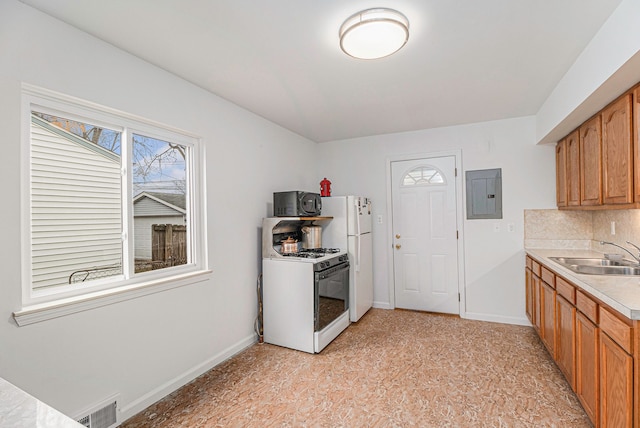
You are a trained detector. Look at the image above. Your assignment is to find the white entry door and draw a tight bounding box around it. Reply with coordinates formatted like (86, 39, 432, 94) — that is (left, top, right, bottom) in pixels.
(391, 156, 459, 314)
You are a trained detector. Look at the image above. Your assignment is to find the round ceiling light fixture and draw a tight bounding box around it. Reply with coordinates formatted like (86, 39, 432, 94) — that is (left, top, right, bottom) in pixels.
(339, 8, 409, 60)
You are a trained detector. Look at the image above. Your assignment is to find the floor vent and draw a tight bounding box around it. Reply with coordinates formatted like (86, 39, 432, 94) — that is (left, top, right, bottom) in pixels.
(76, 397, 118, 428)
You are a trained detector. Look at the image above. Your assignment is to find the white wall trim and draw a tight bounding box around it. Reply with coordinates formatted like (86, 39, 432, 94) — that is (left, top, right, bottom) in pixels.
(384, 150, 466, 315)
(117, 334, 257, 423)
(463, 311, 531, 327)
(13, 270, 212, 326)
(372, 301, 393, 310)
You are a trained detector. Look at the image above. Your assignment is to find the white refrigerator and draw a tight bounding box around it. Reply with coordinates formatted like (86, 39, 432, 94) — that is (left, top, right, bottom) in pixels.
(321, 196, 373, 322)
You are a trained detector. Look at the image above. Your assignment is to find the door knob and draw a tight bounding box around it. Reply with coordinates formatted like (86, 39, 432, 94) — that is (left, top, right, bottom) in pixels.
(395, 244, 401, 250)
(395, 234, 401, 239)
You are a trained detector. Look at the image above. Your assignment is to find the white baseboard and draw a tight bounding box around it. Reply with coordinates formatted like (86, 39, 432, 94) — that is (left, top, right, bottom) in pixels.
(372, 301, 392, 310)
(118, 334, 256, 423)
(462, 311, 532, 326)
(370, 304, 531, 328)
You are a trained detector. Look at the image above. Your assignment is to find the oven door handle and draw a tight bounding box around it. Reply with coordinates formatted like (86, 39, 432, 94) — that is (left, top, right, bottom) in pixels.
(317, 263, 350, 280)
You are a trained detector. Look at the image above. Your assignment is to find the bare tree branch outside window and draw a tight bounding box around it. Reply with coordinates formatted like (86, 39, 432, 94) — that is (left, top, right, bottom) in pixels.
(32, 112, 186, 196)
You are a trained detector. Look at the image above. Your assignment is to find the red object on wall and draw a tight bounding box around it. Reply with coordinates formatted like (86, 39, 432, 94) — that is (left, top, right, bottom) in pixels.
(320, 177, 332, 197)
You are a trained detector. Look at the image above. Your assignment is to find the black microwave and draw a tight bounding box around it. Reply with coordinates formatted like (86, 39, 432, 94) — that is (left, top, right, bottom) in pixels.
(273, 191, 322, 217)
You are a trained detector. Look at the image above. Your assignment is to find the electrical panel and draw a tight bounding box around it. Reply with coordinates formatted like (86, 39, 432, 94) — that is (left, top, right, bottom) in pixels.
(465, 168, 502, 219)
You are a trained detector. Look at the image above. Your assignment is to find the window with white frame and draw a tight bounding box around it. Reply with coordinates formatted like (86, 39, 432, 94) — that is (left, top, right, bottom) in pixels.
(23, 87, 205, 305)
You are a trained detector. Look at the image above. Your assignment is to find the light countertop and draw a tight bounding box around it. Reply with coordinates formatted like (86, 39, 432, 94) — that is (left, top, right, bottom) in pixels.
(526, 248, 640, 320)
(0, 377, 82, 428)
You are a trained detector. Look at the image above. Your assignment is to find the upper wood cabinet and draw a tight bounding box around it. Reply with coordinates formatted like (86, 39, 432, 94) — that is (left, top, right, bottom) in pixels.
(556, 82, 639, 210)
(566, 130, 581, 206)
(556, 139, 567, 207)
(634, 86, 640, 202)
(580, 115, 602, 206)
(602, 94, 633, 205)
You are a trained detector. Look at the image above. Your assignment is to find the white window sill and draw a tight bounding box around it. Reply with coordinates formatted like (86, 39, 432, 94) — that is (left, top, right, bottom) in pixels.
(13, 269, 212, 326)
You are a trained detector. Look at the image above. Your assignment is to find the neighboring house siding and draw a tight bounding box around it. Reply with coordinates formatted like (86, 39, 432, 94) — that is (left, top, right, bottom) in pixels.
(134, 197, 184, 217)
(31, 121, 122, 289)
(134, 215, 184, 260)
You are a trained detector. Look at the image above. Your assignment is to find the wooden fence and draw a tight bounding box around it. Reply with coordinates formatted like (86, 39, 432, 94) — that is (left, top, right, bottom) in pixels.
(151, 224, 187, 268)
(69, 224, 187, 280)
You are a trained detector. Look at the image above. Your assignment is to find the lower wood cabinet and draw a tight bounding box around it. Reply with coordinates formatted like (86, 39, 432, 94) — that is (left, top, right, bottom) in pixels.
(600, 331, 633, 427)
(525, 255, 637, 427)
(541, 280, 556, 356)
(525, 268, 534, 324)
(576, 311, 599, 426)
(556, 295, 576, 390)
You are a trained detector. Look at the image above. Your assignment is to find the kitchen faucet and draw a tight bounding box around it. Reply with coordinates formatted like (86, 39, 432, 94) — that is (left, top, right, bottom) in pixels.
(599, 241, 640, 263)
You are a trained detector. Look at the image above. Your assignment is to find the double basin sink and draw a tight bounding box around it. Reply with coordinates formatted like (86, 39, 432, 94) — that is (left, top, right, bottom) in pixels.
(550, 256, 640, 276)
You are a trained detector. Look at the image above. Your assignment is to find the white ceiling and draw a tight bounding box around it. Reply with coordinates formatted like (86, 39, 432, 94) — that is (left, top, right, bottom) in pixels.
(20, 0, 623, 143)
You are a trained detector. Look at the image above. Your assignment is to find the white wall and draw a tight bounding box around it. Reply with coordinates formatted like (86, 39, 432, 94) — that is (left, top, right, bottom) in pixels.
(316, 117, 557, 324)
(0, 0, 319, 422)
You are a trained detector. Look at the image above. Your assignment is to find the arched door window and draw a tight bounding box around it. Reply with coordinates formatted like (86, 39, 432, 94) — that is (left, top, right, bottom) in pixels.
(402, 165, 445, 186)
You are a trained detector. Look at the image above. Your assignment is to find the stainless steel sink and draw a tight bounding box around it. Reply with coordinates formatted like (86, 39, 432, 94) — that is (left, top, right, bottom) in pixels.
(549, 256, 640, 276)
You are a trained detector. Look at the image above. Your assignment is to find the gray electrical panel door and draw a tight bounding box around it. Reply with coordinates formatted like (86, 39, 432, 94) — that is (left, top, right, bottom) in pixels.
(465, 168, 502, 219)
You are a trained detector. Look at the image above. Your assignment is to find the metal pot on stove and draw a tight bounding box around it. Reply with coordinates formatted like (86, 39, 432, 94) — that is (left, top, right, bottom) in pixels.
(301, 226, 322, 249)
(281, 236, 299, 254)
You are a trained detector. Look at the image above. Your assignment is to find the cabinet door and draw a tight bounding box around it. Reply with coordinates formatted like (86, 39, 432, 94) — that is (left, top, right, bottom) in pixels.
(634, 86, 640, 202)
(566, 130, 580, 206)
(556, 139, 568, 207)
(533, 274, 542, 333)
(576, 312, 599, 426)
(580, 115, 602, 206)
(525, 268, 533, 324)
(602, 94, 633, 205)
(555, 295, 576, 390)
(541, 280, 556, 357)
(600, 331, 633, 428)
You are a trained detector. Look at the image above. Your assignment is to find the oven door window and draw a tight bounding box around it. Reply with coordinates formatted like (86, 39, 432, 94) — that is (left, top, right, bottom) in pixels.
(315, 264, 349, 331)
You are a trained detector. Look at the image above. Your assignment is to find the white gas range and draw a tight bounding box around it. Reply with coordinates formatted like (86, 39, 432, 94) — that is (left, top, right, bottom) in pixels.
(261, 217, 350, 353)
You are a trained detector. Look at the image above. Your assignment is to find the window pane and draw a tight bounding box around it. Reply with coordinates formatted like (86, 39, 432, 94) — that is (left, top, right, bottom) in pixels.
(132, 134, 188, 273)
(402, 166, 445, 186)
(30, 112, 123, 289)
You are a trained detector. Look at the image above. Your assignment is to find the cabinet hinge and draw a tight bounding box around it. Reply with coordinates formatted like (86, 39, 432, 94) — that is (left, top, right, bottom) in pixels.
(456, 230, 459, 239)
(455, 167, 458, 177)
(458, 293, 461, 302)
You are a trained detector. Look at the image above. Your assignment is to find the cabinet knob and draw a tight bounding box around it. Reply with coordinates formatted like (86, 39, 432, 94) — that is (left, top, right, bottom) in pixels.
(395, 244, 401, 250)
(395, 234, 401, 239)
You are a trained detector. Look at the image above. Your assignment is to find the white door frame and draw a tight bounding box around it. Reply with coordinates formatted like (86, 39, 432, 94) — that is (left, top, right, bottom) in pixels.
(385, 150, 466, 316)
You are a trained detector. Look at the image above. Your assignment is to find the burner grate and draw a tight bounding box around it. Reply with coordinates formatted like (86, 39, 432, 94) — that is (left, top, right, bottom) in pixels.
(301, 248, 340, 254)
(280, 248, 341, 258)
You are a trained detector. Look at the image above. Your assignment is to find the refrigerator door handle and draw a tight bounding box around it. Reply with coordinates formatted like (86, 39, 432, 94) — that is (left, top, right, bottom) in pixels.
(355, 234, 361, 272)
(355, 198, 361, 237)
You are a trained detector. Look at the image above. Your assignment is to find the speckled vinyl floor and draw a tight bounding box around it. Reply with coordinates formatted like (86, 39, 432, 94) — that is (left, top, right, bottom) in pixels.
(120, 309, 591, 427)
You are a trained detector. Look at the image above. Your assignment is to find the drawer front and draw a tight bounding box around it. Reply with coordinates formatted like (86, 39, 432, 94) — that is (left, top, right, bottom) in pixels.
(555, 277, 576, 304)
(576, 291, 598, 323)
(526, 256, 532, 270)
(541, 266, 555, 286)
(599, 306, 632, 354)
(531, 259, 541, 277)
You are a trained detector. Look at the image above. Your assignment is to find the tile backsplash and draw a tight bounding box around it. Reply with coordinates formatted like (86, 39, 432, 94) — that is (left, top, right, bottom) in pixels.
(524, 209, 640, 252)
